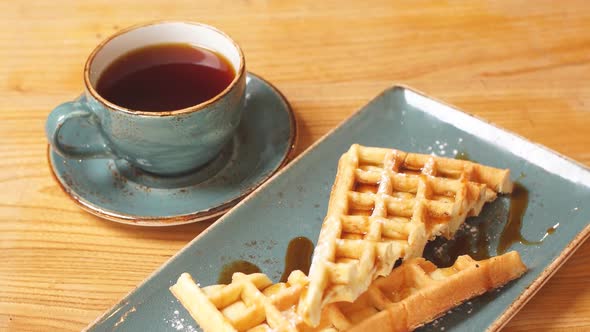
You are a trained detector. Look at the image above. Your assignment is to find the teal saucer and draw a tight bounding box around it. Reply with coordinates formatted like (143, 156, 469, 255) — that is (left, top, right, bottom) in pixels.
(48, 73, 296, 226)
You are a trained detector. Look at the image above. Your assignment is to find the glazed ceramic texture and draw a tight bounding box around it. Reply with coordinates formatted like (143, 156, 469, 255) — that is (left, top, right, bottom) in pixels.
(85, 86, 590, 331)
(47, 75, 245, 175)
(48, 73, 295, 225)
(46, 21, 246, 175)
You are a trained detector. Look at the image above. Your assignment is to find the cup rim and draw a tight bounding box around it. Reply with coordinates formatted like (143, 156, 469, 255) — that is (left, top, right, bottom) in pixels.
(83, 20, 246, 117)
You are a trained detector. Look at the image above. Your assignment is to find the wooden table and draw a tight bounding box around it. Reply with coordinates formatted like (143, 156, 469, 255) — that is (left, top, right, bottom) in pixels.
(1, 1, 589, 331)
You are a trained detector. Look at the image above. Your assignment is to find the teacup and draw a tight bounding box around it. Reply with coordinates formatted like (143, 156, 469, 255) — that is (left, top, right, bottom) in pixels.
(46, 21, 246, 176)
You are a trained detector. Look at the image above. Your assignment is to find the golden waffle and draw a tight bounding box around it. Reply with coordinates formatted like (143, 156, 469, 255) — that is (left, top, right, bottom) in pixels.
(299, 144, 513, 325)
(170, 270, 309, 332)
(308, 251, 527, 332)
(170, 253, 525, 332)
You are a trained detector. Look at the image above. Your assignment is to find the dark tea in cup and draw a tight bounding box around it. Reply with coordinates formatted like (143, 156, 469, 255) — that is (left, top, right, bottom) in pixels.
(96, 43, 235, 112)
(46, 21, 246, 175)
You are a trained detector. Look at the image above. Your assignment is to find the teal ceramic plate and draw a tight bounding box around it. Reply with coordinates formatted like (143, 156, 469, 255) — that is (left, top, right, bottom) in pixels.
(86, 86, 590, 331)
(48, 73, 296, 226)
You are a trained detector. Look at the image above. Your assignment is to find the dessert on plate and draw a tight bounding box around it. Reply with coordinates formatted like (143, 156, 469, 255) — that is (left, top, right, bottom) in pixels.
(170, 144, 523, 332)
(299, 144, 513, 325)
(171, 252, 526, 332)
(307, 252, 526, 332)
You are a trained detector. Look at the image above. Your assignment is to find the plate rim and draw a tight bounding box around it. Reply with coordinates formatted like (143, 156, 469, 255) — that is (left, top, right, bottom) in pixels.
(391, 84, 590, 330)
(47, 72, 298, 227)
(84, 83, 590, 331)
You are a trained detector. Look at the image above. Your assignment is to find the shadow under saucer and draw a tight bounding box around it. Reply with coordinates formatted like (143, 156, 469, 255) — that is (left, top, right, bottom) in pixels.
(47, 72, 296, 226)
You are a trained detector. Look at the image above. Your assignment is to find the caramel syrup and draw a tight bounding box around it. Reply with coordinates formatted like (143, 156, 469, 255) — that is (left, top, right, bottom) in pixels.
(280, 236, 314, 282)
(424, 221, 491, 268)
(454, 150, 471, 161)
(218, 237, 315, 284)
(546, 224, 558, 235)
(497, 183, 541, 254)
(217, 260, 261, 284)
(540, 223, 560, 241)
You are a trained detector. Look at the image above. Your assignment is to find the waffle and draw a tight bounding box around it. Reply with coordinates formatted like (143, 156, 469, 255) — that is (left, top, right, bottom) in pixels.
(170, 270, 309, 332)
(308, 251, 527, 332)
(170, 252, 525, 332)
(299, 144, 513, 325)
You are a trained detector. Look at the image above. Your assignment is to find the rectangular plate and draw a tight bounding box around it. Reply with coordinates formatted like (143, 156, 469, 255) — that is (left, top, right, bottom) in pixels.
(87, 86, 590, 332)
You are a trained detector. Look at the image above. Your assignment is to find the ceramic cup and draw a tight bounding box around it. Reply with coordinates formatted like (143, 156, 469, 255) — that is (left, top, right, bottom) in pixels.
(46, 21, 246, 176)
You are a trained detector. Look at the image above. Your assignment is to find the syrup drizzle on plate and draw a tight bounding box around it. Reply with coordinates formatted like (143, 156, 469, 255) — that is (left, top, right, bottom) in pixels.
(218, 236, 314, 284)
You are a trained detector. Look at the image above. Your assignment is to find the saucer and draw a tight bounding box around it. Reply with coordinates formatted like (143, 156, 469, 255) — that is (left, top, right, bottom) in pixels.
(48, 72, 296, 226)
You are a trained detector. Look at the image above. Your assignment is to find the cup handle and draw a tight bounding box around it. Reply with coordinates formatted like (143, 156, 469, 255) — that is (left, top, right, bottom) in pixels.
(46, 99, 116, 159)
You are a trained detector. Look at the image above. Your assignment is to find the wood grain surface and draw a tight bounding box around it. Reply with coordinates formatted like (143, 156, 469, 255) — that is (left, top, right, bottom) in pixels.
(1, 1, 589, 331)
